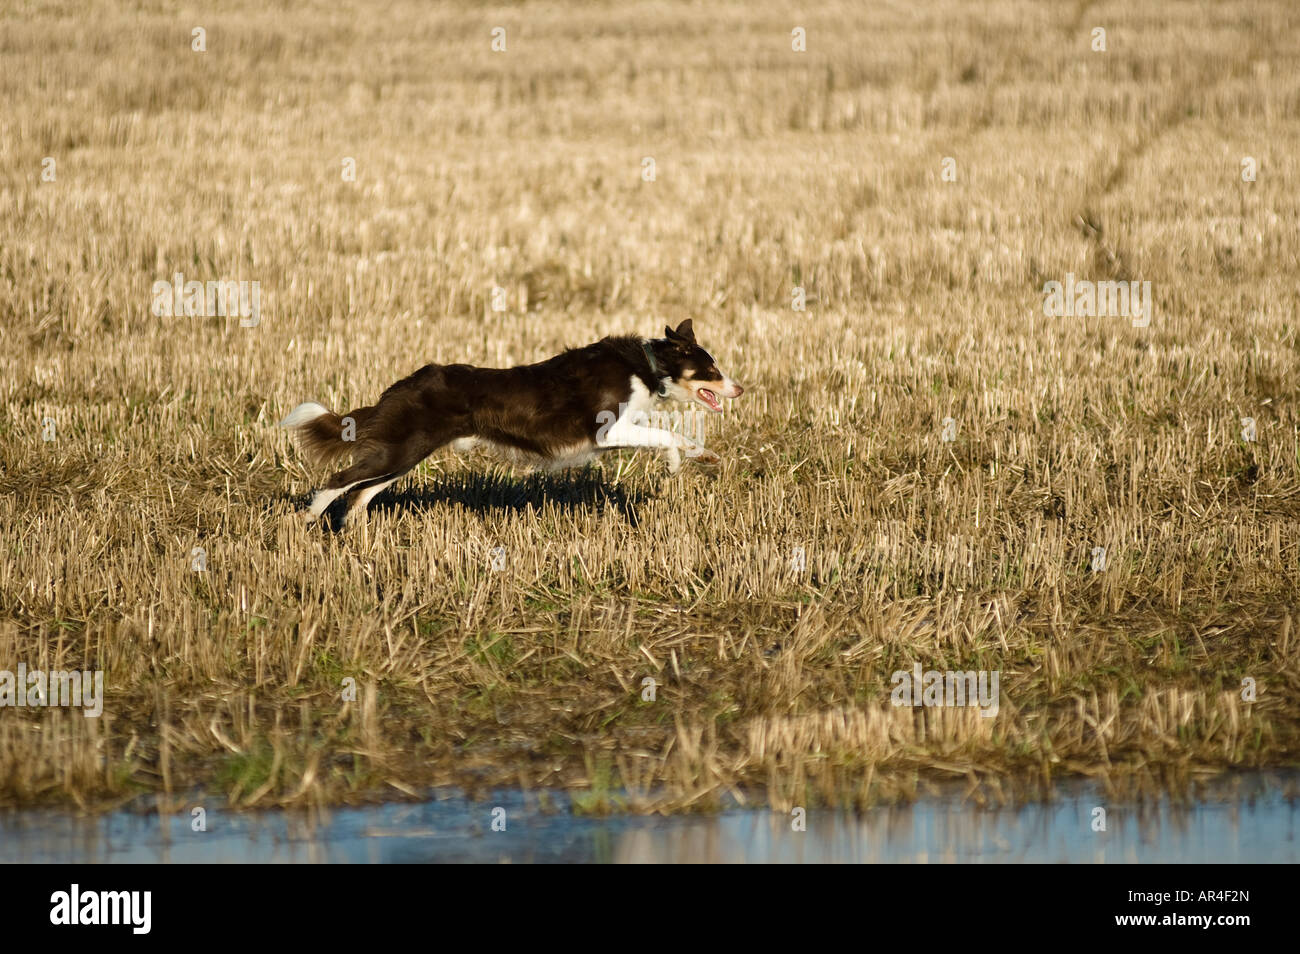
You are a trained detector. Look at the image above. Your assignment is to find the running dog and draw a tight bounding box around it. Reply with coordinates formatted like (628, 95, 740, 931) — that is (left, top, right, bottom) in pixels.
(279, 320, 744, 524)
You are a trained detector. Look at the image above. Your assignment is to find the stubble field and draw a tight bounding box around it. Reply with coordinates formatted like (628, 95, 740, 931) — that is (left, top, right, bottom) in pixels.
(1, 0, 1299, 813)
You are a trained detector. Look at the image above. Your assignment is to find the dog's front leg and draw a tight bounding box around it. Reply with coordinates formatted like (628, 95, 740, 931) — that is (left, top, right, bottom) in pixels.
(664, 444, 682, 474)
(599, 423, 699, 475)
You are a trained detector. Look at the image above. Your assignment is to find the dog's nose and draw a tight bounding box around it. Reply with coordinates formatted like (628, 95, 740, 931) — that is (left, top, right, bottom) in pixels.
(733, 385, 744, 396)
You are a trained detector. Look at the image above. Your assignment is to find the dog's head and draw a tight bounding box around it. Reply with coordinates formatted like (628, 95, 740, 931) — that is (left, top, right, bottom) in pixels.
(654, 319, 744, 413)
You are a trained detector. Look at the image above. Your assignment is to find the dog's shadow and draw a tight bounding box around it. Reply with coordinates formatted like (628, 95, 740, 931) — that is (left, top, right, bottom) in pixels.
(279, 467, 647, 531)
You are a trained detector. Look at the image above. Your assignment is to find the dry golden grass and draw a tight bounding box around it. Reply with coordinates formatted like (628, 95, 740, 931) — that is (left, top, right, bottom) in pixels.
(1, 0, 1298, 813)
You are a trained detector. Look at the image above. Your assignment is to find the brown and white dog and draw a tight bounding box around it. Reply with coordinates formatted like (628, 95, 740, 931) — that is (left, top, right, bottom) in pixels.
(279, 320, 744, 524)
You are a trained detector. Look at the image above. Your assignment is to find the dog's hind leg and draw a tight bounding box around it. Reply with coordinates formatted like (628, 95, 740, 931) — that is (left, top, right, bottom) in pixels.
(314, 456, 394, 521)
(330, 432, 456, 524)
(343, 473, 401, 526)
(303, 450, 395, 524)
(306, 480, 365, 521)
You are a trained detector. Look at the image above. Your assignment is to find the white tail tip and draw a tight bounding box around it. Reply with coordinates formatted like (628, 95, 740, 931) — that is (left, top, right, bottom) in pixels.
(278, 402, 330, 428)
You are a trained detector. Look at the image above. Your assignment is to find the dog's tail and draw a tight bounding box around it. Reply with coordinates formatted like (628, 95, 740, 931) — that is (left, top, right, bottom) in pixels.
(278, 402, 373, 467)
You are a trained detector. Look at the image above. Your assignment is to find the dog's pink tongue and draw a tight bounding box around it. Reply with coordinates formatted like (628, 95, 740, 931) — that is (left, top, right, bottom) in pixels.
(700, 389, 722, 412)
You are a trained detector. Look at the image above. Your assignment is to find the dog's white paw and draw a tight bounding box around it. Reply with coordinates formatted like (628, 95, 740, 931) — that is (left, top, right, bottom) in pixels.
(665, 446, 683, 475)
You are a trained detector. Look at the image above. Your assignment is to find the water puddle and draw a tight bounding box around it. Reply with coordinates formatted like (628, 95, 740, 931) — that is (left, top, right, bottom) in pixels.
(3, 773, 1296, 863)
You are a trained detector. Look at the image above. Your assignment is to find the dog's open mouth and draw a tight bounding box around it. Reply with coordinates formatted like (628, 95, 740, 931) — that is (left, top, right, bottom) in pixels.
(695, 387, 723, 412)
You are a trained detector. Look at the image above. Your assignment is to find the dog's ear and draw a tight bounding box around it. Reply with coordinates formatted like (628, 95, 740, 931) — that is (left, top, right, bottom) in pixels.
(665, 319, 696, 345)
